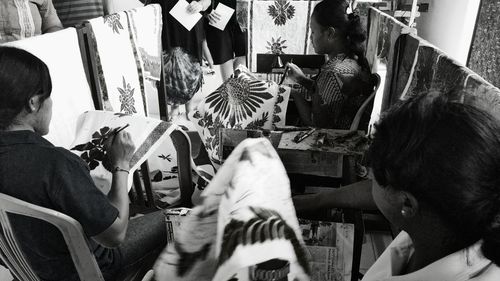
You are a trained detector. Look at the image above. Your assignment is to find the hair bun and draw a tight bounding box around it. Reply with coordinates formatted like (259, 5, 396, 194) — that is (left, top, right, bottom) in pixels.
(348, 9, 360, 22)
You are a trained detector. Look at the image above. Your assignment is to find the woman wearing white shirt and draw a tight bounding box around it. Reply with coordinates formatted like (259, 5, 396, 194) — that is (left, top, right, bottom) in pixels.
(363, 92, 500, 281)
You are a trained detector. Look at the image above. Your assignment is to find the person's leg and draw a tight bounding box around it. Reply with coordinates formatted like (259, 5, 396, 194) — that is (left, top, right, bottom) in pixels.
(118, 210, 167, 271)
(233, 55, 246, 69)
(219, 59, 234, 81)
(201, 39, 215, 72)
(231, 22, 247, 70)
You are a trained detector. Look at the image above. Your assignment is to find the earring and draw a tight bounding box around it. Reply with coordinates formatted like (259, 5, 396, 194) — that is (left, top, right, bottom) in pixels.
(401, 209, 407, 216)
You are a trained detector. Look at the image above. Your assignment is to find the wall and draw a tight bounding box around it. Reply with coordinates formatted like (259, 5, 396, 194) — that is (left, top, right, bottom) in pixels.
(413, 0, 480, 65)
(468, 0, 500, 88)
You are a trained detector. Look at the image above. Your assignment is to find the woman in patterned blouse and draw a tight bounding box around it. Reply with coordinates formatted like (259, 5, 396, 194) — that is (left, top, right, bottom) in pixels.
(287, 0, 372, 129)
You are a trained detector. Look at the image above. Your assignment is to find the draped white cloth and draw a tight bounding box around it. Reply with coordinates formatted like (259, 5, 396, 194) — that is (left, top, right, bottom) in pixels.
(154, 138, 310, 281)
(5, 28, 95, 149)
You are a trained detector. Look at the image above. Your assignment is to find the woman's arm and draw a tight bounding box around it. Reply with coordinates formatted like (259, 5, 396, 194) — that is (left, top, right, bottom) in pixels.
(41, 0, 63, 33)
(287, 63, 314, 90)
(291, 88, 313, 126)
(93, 131, 135, 247)
(293, 179, 377, 212)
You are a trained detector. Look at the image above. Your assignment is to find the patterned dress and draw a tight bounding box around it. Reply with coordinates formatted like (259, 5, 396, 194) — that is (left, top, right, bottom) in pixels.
(311, 54, 372, 129)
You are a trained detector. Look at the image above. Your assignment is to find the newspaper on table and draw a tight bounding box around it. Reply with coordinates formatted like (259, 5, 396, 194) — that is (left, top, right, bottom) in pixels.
(299, 219, 354, 281)
(164, 208, 192, 244)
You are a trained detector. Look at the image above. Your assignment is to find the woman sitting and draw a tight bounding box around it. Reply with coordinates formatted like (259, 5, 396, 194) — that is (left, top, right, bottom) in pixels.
(322, 92, 500, 280)
(0, 0, 63, 43)
(287, 0, 372, 129)
(0, 46, 166, 281)
(362, 93, 500, 280)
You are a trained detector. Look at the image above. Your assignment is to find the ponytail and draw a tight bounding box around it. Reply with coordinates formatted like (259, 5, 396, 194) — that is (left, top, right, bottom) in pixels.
(312, 1, 370, 72)
(346, 10, 370, 71)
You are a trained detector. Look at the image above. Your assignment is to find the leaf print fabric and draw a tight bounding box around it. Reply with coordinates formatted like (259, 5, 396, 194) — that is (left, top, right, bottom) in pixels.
(190, 65, 286, 167)
(70, 111, 174, 194)
(154, 138, 310, 281)
(104, 13, 124, 34)
(117, 76, 137, 114)
(89, 10, 148, 115)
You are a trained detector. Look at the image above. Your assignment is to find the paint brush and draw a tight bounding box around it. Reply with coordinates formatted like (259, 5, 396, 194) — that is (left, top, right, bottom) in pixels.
(105, 123, 130, 144)
(293, 127, 316, 143)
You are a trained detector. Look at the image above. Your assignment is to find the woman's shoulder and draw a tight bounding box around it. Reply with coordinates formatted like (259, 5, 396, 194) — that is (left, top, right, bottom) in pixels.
(324, 55, 363, 76)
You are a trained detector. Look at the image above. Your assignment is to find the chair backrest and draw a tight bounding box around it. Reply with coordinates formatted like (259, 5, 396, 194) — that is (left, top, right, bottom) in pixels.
(349, 73, 381, 131)
(0, 193, 104, 281)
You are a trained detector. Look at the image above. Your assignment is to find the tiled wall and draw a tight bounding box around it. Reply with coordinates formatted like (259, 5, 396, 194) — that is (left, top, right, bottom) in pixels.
(468, 0, 500, 88)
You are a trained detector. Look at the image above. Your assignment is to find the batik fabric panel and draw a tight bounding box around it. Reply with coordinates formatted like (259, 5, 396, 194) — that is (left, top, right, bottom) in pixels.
(5, 28, 95, 149)
(70, 110, 174, 194)
(126, 4, 162, 81)
(154, 138, 310, 281)
(365, 7, 410, 127)
(248, 0, 318, 71)
(393, 34, 500, 120)
(189, 66, 282, 167)
(88, 11, 147, 115)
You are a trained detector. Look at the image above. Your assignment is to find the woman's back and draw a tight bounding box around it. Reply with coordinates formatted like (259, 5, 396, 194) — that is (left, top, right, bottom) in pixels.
(312, 54, 372, 129)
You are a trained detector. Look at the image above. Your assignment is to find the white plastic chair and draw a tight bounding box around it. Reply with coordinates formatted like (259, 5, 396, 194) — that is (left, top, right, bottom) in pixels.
(350, 73, 381, 131)
(0, 193, 104, 281)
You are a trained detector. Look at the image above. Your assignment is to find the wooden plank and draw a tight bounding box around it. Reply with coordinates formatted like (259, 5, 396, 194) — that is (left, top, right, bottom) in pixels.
(278, 149, 343, 177)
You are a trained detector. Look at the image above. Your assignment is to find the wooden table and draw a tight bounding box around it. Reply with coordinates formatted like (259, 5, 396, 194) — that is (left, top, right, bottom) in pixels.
(220, 128, 368, 182)
(219, 127, 368, 281)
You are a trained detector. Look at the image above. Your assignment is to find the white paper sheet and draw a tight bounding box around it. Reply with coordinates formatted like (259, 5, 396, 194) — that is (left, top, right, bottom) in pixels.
(169, 0, 202, 31)
(208, 3, 234, 31)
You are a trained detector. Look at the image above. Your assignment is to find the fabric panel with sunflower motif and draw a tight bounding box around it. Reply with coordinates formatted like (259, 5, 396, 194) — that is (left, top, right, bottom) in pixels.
(190, 66, 290, 167)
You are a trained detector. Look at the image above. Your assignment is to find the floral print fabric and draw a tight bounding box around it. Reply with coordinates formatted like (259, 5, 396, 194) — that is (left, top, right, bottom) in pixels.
(154, 138, 310, 281)
(88, 10, 148, 115)
(189, 65, 290, 167)
(248, 0, 319, 71)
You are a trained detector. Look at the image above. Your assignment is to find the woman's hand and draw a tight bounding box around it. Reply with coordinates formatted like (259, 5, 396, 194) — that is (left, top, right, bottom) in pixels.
(187, 1, 203, 14)
(104, 131, 135, 170)
(292, 192, 322, 212)
(286, 62, 306, 84)
(207, 10, 222, 25)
